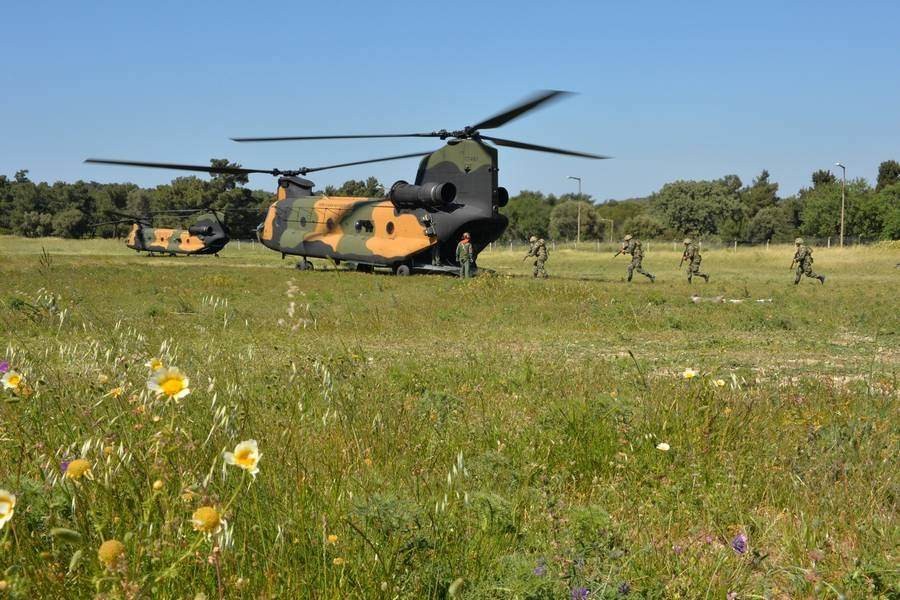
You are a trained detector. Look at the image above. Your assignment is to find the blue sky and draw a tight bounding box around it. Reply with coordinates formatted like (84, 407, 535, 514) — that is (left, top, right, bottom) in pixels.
(2, 0, 898, 200)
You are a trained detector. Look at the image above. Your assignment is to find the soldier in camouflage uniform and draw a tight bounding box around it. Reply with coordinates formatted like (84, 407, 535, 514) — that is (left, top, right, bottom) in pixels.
(456, 232, 474, 278)
(616, 234, 655, 282)
(791, 238, 825, 284)
(681, 238, 709, 283)
(524, 235, 549, 278)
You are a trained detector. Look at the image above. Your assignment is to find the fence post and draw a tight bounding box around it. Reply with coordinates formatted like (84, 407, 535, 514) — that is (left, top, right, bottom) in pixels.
(766, 240, 769, 251)
(733, 240, 737, 253)
(827, 237, 831, 248)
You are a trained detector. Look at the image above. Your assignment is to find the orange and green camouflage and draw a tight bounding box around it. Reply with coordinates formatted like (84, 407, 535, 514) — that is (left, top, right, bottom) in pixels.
(125, 212, 229, 255)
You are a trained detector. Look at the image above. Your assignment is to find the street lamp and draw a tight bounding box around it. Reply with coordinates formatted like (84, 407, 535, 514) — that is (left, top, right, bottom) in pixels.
(568, 176, 582, 247)
(835, 162, 846, 247)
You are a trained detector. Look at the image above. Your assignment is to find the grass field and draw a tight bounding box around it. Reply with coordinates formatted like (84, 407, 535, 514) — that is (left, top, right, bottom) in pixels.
(0, 236, 897, 598)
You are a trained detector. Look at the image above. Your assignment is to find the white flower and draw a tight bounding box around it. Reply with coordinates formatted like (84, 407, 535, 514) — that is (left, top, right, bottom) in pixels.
(656, 442, 670, 452)
(682, 368, 698, 380)
(0, 489, 15, 530)
(147, 367, 190, 400)
(1, 371, 24, 391)
(713, 379, 726, 388)
(223, 440, 261, 477)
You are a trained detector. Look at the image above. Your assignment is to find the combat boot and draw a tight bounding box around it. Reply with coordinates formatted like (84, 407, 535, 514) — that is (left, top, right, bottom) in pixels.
(703, 274, 710, 283)
(819, 275, 826, 284)
(649, 274, 656, 283)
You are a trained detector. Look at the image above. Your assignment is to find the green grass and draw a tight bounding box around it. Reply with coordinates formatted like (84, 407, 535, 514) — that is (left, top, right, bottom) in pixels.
(0, 235, 897, 598)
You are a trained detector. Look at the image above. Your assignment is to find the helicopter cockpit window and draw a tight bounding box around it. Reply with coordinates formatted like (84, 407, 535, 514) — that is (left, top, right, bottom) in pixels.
(354, 220, 374, 233)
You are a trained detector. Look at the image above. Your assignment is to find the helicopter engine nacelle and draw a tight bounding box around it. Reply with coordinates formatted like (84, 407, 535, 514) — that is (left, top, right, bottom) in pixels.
(389, 181, 456, 209)
(188, 224, 214, 236)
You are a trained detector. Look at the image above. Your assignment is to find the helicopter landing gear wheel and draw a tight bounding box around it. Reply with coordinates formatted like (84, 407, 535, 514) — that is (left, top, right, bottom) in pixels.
(395, 264, 411, 276)
(296, 259, 314, 271)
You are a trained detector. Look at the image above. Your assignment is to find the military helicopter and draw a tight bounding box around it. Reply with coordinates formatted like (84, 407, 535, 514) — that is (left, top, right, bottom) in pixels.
(89, 208, 230, 256)
(87, 90, 608, 274)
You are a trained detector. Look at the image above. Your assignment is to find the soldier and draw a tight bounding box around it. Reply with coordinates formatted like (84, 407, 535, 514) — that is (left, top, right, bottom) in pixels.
(523, 235, 549, 278)
(681, 238, 709, 283)
(614, 234, 655, 282)
(456, 232, 474, 278)
(791, 238, 825, 284)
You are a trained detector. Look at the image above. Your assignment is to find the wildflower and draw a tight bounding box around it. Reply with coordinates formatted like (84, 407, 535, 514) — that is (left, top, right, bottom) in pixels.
(97, 373, 109, 385)
(326, 534, 338, 544)
(726, 593, 737, 600)
(682, 368, 698, 379)
(617, 581, 631, 595)
(105, 386, 125, 398)
(147, 367, 190, 400)
(0, 489, 15, 530)
(65, 458, 93, 480)
(152, 479, 164, 491)
(0, 360, 8, 373)
(145, 357, 164, 372)
(713, 379, 726, 388)
(223, 440, 260, 477)
(97, 539, 125, 570)
(656, 442, 670, 452)
(731, 532, 748, 554)
(571, 587, 589, 600)
(533, 561, 546, 576)
(673, 544, 684, 555)
(332, 557, 345, 566)
(1, 371, 24, 391)
(192, 506, 223, 535)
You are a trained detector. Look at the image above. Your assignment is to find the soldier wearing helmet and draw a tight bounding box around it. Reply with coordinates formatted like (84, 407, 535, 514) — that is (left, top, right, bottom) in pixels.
(455, 232, 474, 278)
(681, 237, 709, 283)
(615, 234, 655, 283)
(791, 238, 825, 285)
(524, 235, 549, 278)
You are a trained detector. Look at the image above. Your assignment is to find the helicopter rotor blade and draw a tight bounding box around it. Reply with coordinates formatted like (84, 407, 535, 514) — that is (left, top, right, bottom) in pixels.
(85, 158, 280, 176)
(300, 151, 433, 174)
(231, 133, 437, 143)
(478, 135, 610, 159)
(468, 90, 573, 131)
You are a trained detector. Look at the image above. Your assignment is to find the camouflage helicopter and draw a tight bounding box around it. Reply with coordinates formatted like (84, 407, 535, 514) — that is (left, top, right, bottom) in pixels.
(87, 90, 607, 274)
(89, 208, 230, 256)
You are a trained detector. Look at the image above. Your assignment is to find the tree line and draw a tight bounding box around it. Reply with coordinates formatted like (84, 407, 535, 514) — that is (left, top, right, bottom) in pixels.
(2, 161, 898, 242)
(501, 160, 900, 243)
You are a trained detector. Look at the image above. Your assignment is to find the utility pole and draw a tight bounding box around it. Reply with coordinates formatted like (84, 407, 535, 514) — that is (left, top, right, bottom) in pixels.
(568, 176, 582, 247)
(835, 162, 846, 247)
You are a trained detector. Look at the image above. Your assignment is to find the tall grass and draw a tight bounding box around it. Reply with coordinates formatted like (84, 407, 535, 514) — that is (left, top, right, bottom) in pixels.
(0, 237, 897, 598)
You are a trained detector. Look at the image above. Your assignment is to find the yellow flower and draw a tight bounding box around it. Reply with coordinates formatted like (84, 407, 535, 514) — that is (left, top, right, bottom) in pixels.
(327, 534, 338, 544)
(192, 506, 223, 535)
(147, 367, 190, 400)
(1, 371, 23, 391)
(97, 373, 109, 385)
(97, 539, 125, 569)
(656, 442, 671, 452)
(152, 479, 164, 491)
(332, 557, 345, 566)
(105, 386, 125, 398)
(145, 357, 164, 372)
(713, 379, 726, 388)
(223, 440, 260, 477)
(0, 489, 15, 530)
(65, 458, 93, 480)
(682, 368, 698, 380)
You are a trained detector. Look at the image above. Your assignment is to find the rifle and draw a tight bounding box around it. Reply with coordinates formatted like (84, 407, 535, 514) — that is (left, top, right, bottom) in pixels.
(679, 254, 685, 268)
(613, 248, 624, 258)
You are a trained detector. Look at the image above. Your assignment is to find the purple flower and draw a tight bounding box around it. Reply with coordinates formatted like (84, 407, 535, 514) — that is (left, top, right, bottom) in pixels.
(60, 460, 71, 474)
(617, 581, 631, 595)
(0, 361, 8, 374)
(731, 533, 748, 555)
(673, 544, 684, 555)
(571, 587, 589, 600)
(533, 562, 546, 576)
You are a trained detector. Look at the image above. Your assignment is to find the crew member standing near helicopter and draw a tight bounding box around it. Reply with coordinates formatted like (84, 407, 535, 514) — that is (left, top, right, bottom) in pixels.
(681, 238, 709, 283)
(456, 232, 474, 278)
(614, 234, 655, 283)
(523, 236, 549, 278)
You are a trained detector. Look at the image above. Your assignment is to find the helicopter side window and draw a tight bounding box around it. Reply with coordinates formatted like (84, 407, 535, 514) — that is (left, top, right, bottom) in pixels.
(386, 222, 395, 235)
(354, 220, 374, 233)
(300, 217, 307, 227)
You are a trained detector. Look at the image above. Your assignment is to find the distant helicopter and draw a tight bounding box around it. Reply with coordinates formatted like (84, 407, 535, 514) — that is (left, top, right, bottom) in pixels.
(87, 90, 608, 274)
(90, 209, 230, 256)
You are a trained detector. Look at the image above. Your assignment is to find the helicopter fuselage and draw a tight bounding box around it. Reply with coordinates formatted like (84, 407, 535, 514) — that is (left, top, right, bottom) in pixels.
(126, 212, 230, 255)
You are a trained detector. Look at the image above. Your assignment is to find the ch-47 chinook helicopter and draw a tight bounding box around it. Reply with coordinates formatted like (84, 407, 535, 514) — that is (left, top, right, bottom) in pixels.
(88, 208, 231, 256)
(86, 90, 608, 274)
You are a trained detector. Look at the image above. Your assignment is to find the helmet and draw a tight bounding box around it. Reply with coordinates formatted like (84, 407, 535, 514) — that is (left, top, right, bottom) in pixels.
(624, 234, 633, 241)
(795, 237, 803, 245)
(538, 238, 545, 244)
(683, 238, 692, 245)
(529, 236, 538, 243)
(462, 232, 470, 239)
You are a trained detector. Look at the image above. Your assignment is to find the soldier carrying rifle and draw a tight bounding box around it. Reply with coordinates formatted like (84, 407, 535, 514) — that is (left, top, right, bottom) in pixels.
(680, 238, 709, 283)
(790, 238, 825, 285)
(523, 235, 549, 278)
(614, 234, 655, 283)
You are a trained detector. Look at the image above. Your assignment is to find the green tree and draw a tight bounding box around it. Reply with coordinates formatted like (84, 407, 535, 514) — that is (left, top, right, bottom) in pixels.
(879, 183, 900, 239)
(325, 177, 384, 197)
(812, 169, 836, 188)
(501, 190, 555, 241)
(799, 179, 874, 239)
(621, 213, 667, 239)
(549, 200, 600, 240)
(875, 160, 900, 192)
(651, 176, 742, 235)
(594, 198, 648, 239)
(742, 170, 779, 219)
